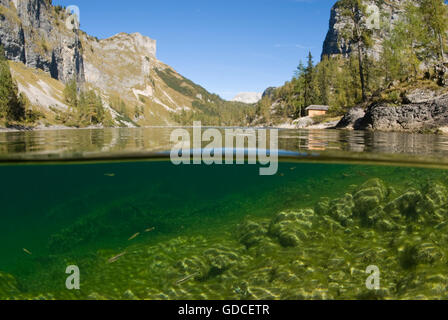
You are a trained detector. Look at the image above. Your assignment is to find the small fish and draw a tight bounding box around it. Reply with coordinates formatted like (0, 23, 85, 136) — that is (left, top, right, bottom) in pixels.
(176, 272, 198, 285)
(280, 173, 285, 177)
(128, 232, 140, 241)
(290, 167, 296, 171)
(104, 173, 116, 177)
(23, 248, 32, 255)
(145, 227, 155, 233)
(107, 252, 126, 264)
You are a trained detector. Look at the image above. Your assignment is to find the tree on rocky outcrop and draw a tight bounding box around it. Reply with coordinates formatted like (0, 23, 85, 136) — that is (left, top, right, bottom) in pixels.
(337, 0, 373, 102)
(419, 0, 448, 63)
(63, 79, 108, 126)
(63, 78, 78, 110)
(0, 46, 25, 122)
(78, 90, 104, 125)
(381, 3, 422, 83)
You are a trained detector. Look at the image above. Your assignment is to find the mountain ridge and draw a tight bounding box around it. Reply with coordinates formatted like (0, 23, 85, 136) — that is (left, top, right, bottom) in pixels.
(0, 0, 252, 128)
(231, 92, 262, 104)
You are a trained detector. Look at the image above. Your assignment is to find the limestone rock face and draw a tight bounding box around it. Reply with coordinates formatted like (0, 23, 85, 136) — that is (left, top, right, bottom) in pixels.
(0, 0, 84, 83)
(82, 32, 157, 94)
(357, 95, 448, 131)
(336, 107, 365, 129)
(322, 0, 407, 60)
(0, 0, 235, 126)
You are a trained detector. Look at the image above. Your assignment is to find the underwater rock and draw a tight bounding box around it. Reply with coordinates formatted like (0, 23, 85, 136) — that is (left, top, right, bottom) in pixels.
(385, 189, 423, 220)
(236, 219, 268, 248)
(398, 243, 420, 269)
(353, 179, 387, 219)
(176, 256, 209, 280)
(10, 174, 448, 300)
(246, 286, 279, 300)
(416, 183, 448, 223)
(269, 209, 314, 247)
(315, 197, 330, 215)
(122, 290, 138, 300)
(0, 272, 20, 298)
(176, 246, 242, 281)
(47, 214, 110, 253)
(328, 271, 347, 283)
(203, 247, 240, 277)
(415, 243, 444, 265)
(375, 216, 400, 231)
(328, 194, 355, 226)
(356, 289, 389, 300)
(310, 288, 330, 300)
(87, 292, 108, 300)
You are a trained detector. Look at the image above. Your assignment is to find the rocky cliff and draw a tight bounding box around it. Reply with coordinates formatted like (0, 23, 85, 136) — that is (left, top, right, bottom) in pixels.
(0, 0, 84, 84)
(1, 0, 248, 127)
(322, 0, 405, 60)
(337, 94, 448, 132)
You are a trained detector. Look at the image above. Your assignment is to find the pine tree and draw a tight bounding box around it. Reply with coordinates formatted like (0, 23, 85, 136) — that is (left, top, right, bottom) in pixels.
(293, 61, 306, 116)
(382, 6, 421, 83)
(0, 46, 25, 122)
(304, 51, 317, 107)
(419, 0, 448, 63)
(337, 0, 372, 102)
(314, 56, 338, 107)
(78, 90, 104, 125)
(63, 78, 78, 109)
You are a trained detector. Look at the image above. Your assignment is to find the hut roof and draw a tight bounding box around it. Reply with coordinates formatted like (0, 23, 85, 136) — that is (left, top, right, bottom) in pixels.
(305, 105, 330, 111)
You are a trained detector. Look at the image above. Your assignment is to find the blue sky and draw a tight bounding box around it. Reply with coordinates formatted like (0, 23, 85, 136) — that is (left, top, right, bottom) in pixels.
(53, 0, 335, 100)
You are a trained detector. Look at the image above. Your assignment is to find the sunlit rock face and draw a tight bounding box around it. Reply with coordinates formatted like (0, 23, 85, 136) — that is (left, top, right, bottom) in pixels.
(232, 92, 262, 104)
(82, 32, 157, 93)
(0, 0, 85, 83)
(0, 1, 236, 126)
(321, 0, 407, 60)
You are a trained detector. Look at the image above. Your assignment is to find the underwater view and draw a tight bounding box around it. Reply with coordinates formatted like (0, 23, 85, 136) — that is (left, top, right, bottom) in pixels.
(1, 128, 448, 300)
(3, 0, 448, 307)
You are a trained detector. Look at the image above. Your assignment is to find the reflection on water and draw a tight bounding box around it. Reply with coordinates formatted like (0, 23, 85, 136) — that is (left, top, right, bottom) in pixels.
(1, 128, 448, 161)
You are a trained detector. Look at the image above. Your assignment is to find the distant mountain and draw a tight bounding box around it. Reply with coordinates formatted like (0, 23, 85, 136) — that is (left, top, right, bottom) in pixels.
(231, 92, 262, 104)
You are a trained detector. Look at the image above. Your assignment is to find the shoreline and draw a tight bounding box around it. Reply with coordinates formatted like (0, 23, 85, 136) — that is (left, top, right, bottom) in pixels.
(0, 122, 446, 135)
(0, 124, 105, 133)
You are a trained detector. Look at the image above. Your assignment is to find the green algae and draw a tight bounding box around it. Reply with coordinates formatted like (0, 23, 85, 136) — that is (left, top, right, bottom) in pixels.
(1, 161, 448, 300)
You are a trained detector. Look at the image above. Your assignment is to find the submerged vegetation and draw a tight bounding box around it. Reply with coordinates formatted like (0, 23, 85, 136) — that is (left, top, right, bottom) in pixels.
(1, 161, 448, 300)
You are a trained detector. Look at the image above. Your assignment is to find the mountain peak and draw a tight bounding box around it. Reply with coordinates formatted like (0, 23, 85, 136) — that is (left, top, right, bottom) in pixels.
(103, 32, 157, 58)
(232, 92, 262, 104)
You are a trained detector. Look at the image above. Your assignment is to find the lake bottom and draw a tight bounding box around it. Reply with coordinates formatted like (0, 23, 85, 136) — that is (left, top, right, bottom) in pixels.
(1, 160, 447, 300)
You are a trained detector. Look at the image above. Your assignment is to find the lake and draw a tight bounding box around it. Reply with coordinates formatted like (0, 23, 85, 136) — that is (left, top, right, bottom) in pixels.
(1, 127, 448, 300)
